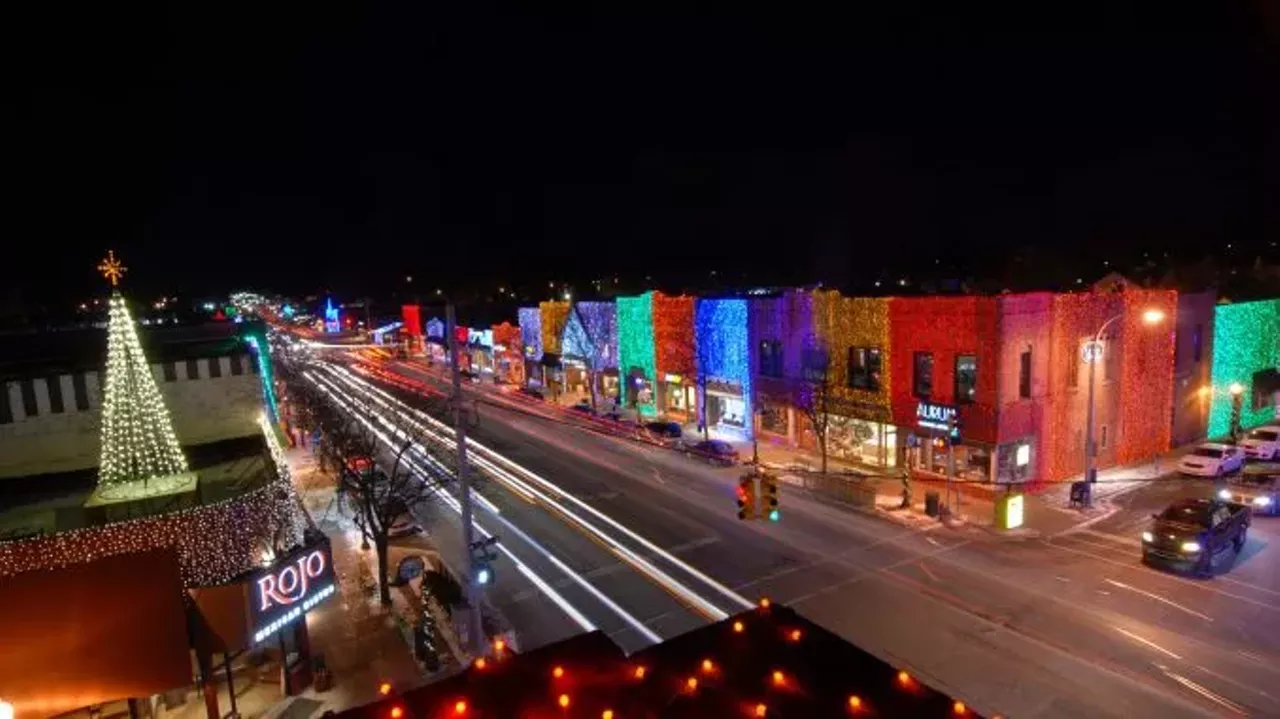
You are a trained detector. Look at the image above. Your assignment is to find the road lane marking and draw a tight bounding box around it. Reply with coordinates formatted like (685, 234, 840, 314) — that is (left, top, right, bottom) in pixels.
(1102, 578, 1213, 621)
(1157, 666, 1248, 715)
(925, 536, 942, 547)
(1055, 576, 1070, 582)
(1079, 528, 1142, 548)
(1042, 538, 1280, 613)
(1114, 626, 1182, 659)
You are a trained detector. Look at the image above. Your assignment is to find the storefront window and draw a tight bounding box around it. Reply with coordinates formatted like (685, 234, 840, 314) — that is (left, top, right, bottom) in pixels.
(824, 416, 896, 467)
(759, 340, 783, 378)
(759, 401, 788, 435)
(718, 396, 747, 428)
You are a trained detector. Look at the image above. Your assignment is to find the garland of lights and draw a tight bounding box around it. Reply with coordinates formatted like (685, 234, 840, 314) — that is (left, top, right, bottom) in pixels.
(518, 308, 543, 361)
(652, 292, 695, 377)
(1208, 299, 1280, 438)
(241, 324, 279, 423)
(0, 415, 302, 587)
(616, 292, 657, 409)
(539, 301, 570, 356)
(97, 291, 190, 487)
(694, 298, 752, 436)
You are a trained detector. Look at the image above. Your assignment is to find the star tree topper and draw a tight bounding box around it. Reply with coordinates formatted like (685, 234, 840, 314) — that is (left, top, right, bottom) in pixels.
(98, 250, 127, 287)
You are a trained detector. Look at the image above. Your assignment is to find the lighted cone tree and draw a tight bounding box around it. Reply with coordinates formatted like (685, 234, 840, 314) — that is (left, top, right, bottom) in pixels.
(95, 251, 189, 490)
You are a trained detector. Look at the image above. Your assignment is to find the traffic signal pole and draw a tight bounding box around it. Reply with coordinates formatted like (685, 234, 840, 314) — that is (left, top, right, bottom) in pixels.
(447, 303, 486, 653)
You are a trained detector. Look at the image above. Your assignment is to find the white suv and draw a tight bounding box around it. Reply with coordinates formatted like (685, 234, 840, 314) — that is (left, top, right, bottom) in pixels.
(1240, 427, 1280, 461)
(1178, 443, 1246, 477)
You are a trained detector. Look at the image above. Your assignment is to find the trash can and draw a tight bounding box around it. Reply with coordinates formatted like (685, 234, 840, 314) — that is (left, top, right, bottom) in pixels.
(924, 491, 941, 517)
(1069, 481, 1091, 509)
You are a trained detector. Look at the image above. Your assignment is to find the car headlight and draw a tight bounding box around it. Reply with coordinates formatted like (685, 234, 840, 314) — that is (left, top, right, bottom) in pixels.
(1254, 496, 1273, 507)
(1218, 489, 1233, 500)
(1180, 541, 1202, 553)
(1142, 531, 1154, 543)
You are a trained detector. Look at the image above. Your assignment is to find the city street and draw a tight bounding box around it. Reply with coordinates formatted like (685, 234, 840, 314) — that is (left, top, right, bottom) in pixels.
(326, 356, 1280, 718)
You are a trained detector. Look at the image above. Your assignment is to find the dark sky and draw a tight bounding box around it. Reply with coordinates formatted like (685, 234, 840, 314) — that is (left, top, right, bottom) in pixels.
(11, 3, 1280, 306)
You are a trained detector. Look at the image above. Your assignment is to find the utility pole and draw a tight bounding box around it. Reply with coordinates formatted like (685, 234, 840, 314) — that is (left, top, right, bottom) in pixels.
(446, 303, 485, 652)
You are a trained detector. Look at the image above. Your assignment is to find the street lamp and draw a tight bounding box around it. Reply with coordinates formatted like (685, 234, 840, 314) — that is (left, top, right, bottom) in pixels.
(1082, 308, 1166, 482)
(1229, 382, 1245, 442)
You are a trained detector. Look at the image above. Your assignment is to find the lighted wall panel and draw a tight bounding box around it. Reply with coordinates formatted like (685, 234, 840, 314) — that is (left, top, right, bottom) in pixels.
(888, 297, 1000, 445)
(814, 291, 892, 423)
(518, 307, 542, 360)
(652, 292, 696, 377)
(695, 298, 752, 436)
(1208, 299, 1280, 438)
(561, 301, 619, 368)
(616, 292, 657, 409)
(539, 301, 570, 356)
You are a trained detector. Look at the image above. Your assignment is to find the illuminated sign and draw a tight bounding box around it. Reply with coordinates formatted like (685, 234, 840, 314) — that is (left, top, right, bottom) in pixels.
(916, 401, 959, 438)
(664, 374, 683, 383)
(249, 540, 336, 644)
(1000, 494, 1025, 529)
(1015, 444, 1031, 467)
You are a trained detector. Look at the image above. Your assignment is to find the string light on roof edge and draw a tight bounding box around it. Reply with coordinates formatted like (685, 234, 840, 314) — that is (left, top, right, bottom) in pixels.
(0, 414, 302, 588)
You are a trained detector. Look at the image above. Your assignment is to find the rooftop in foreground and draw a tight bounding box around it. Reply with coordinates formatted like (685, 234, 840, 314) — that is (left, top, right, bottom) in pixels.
(337, 603, 984, 719)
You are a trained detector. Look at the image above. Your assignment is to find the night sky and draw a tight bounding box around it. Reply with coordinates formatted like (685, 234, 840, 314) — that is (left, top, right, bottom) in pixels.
(11, 4, 1280, 309)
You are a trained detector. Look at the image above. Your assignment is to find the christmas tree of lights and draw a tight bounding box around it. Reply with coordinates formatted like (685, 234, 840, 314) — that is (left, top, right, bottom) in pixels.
(96, 251, 189, 490)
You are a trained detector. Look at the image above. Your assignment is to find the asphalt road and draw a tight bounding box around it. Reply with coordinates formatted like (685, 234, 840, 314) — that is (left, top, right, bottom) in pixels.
(327, 357, 1280, 718)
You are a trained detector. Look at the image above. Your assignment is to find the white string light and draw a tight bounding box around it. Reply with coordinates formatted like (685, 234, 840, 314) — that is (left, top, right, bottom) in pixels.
(97, 291, 189, 487)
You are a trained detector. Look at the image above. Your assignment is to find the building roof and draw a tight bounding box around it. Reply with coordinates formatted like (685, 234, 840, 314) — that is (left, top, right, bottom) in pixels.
(0, 320, 260, 380)
(337, 604, 983, 719)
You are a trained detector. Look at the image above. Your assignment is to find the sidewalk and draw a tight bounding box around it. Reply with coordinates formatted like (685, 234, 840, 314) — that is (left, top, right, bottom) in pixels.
(723, 433, 1199, 538)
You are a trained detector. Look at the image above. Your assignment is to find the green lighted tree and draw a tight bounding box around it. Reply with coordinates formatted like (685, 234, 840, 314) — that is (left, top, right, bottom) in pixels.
(96, 252, 189, 487)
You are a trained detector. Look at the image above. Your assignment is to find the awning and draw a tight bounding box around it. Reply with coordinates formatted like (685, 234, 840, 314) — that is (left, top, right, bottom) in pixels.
(540, 352, 563, 368)
(0, 548, 192, 719)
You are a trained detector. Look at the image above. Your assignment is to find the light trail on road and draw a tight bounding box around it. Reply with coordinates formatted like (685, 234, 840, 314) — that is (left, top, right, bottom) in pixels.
(306, 368, 668, 645)
(303, 370, 601, 638)
(316, 362, 752, 617)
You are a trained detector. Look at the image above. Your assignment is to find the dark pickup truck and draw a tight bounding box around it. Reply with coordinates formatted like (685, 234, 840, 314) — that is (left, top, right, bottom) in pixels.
(1141, 498, 1251, 576)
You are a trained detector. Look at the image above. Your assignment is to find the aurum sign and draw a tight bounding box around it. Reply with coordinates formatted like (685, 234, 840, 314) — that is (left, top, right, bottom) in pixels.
(249, 539, 336, 644)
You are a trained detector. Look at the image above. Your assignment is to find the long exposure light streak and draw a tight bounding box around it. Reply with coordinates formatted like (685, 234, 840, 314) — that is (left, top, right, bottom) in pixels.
(304, 371, 600, 636)
(306, 370, 663, 644)
(317, 363, 750, 616)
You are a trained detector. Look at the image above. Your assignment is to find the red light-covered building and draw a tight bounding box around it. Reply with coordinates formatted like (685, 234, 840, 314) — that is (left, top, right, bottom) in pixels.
(652, 292, 698, 421)
(889, 296, 1001, 483)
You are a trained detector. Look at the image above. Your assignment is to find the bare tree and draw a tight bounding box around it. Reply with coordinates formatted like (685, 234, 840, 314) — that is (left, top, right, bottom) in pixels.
(327, 414, 454, 605)
(796, 340, 833, 475)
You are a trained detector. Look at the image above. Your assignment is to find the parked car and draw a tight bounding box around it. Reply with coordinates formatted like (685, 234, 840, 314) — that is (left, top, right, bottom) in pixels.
(1219, 470, 1280, 516)
(517, 386, 545, 401)
(1178, 443, 1246, 477)
(1240, 426, 1280, 460)
(1141, 498, 1251, 576)
(644, 421, 683, 440)
(569, 400, 596, 415)
(459, 369, 481, 383)
(684, 439, 740, 466)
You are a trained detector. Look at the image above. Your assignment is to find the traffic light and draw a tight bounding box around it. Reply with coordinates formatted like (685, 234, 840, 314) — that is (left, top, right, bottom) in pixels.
(762, 473, 779, 521)
(737, 475, 756, 520)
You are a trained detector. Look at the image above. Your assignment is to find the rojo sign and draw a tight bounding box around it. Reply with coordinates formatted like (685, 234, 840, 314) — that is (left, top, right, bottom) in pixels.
(249, 540, 336, 644)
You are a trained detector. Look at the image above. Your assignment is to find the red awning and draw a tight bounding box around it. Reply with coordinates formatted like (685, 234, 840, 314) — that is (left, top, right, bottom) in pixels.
(0, 548, 192, 719)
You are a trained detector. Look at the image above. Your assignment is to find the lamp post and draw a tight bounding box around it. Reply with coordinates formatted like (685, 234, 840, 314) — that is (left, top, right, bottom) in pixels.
(1229, 382, 1245, 443)
(445, 302, 486, 653)
(1082, 309, 1165, 483)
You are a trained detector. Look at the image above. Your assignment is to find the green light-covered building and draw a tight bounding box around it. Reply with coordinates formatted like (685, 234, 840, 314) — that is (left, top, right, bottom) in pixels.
(1208, 299, 1280, 438)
